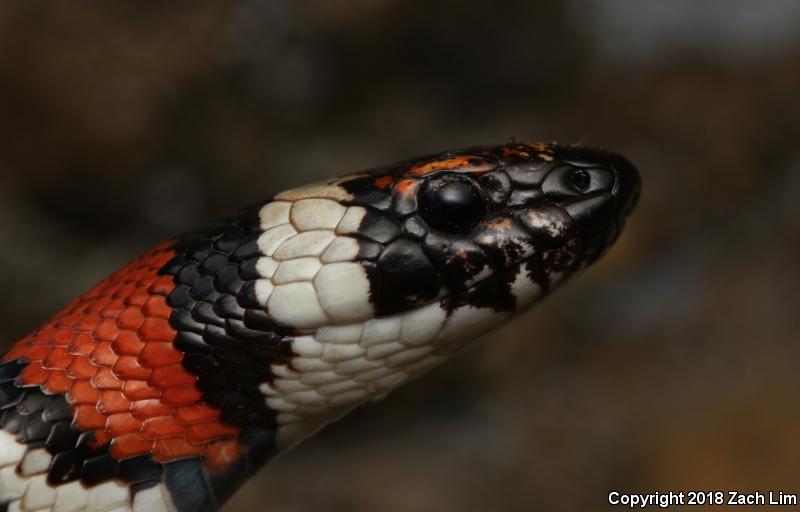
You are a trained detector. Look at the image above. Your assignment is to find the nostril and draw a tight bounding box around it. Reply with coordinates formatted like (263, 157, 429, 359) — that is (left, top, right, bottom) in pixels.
(568, 168, 591, 192)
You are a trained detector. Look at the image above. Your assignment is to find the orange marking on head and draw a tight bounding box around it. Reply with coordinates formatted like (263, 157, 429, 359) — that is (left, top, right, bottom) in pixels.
(374, 175, 393, 189)
(394, 179, 418, 199)
(406, 155, 492, 177)
(527, 142, 552, 152)
(502, 146, 531, 159)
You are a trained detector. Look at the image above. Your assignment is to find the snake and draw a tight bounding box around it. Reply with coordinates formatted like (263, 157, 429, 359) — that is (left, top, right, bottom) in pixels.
(0, 142, 640, 511)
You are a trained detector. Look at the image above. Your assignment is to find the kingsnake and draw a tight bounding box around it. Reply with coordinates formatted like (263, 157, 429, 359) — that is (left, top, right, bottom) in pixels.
(0, 142, 640, 511)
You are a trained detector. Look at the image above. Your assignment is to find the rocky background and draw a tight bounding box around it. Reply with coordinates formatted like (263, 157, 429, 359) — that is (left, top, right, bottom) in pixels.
(1, 1, 799, 510)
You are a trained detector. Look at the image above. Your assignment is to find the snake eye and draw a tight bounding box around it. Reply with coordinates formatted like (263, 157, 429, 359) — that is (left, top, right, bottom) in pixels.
(568, 168, 591, 192)
(420, 174, 486, 233)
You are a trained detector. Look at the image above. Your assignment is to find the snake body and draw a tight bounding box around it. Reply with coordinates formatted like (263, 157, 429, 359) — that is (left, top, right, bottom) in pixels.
(0, 142, 640, 511)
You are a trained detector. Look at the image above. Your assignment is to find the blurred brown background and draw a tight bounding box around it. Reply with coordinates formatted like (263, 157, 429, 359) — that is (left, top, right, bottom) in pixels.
(1, 1, 799, 511)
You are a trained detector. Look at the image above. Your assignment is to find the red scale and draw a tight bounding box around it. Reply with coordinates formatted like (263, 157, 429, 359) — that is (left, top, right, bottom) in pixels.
(4, 244, 242, 472)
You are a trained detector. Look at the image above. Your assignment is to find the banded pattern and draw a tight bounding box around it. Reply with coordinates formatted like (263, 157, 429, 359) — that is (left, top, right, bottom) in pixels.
(0, 142, 640, 511)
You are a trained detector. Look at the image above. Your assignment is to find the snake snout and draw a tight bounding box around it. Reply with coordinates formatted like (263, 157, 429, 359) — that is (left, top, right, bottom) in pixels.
(542, 146, 641, 234)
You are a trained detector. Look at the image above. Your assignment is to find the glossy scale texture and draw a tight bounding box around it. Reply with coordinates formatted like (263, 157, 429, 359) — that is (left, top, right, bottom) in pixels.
(4, 246, 242, 474)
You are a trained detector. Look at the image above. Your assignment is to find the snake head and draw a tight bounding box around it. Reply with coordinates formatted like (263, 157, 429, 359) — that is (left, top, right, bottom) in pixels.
(259, 142, 640, 446)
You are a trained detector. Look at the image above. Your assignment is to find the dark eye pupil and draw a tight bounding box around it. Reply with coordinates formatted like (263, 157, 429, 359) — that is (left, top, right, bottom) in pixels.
(568, 169, 591, 192)
(421, 176, 485, 233)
